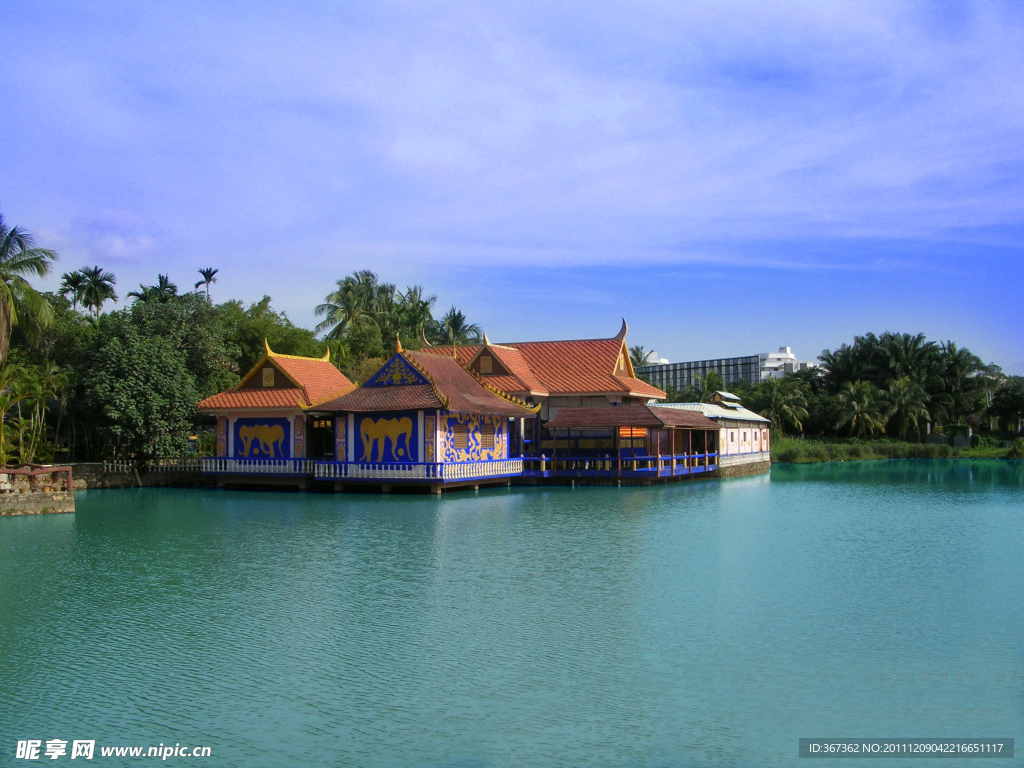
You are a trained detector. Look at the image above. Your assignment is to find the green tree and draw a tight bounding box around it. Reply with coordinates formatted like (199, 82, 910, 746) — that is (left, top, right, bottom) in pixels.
(883, 375, 930, 441)
(835, 380, 888, 437)
(435, 306, 481, 346)
(988, 377, 1024, 432)
(629, 345, 651, 369)
(59, 271, 87, 311)
(195, 268, 218, 299)
(693, 370, 724, 403)
(80, 266, 118, 317)
(82, 322, 199, 460)
(759, 377, 810, 434)
(0, 212, 58, 361)
(219, 296, 322, 374)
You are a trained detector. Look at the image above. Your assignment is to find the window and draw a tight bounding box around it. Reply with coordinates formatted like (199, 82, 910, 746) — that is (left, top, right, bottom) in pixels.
(481, 423, 495, 448)
(262, 367, 275, 387)
(479, 355, 492, 374)
(452, 425, 468, 450)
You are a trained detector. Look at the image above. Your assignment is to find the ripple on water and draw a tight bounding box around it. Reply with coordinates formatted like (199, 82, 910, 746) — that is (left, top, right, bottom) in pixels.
(1, 460, 1022, 767)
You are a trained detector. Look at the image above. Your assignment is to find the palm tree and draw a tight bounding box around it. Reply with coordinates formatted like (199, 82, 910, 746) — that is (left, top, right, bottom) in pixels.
(396, 285, 437, 344)
(884, 375, 930, 441)
(315, 271, 378, 340)
(437, 306, 481, 346)
(0, 213, 58, 361)
(760, 378, 810, 434)
(629, 345, 652, 369)
(59, 271, 87, 311)
(194, 268, 218, 299)
(79, 266, 118, 317)
(154, 274, 178, 301)
(836, 380, 888, 438)
(127, 284, 158, 303)
(693, 370, 724, 403)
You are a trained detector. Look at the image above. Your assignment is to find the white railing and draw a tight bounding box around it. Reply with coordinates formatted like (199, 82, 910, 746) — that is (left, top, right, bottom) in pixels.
(201, 458, 315, 475)
(441, 459, 522, 481)
(103, 460, 134, 474)
(148, 458, 203, 472)
(314, 459, 524, 482)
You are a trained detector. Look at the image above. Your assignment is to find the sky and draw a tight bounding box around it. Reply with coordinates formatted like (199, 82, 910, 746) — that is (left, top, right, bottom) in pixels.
(2, 0, 1023, 371)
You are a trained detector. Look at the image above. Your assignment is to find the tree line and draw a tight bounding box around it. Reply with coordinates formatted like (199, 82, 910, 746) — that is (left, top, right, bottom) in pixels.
(633, 333, 1024, 440)
(0, 212, 483, 463)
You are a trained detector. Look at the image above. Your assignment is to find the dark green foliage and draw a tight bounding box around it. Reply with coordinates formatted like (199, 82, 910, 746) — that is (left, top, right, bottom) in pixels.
(82, 321, 198, 461)
(217, 296, 323, 374)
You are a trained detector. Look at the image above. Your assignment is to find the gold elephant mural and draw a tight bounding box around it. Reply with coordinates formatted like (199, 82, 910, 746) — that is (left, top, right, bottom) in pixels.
(238, 424, 287, 458)
(360, 417, 414, 462)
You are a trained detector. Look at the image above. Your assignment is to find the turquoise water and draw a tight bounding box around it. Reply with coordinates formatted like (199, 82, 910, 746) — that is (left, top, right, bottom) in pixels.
(1, 460, 1021, 767)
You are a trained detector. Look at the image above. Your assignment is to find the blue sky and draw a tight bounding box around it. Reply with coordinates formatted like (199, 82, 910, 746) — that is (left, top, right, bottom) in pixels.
(2, 1, 1023, 370)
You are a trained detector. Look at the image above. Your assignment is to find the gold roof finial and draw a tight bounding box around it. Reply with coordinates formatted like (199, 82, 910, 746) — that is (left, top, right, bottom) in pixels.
(396, 333, 403, 354)
(321, 347, 330, 362)
(264, 338, 274, 356)
(614, 317, 628, 340)
(483, 330, 490, 346)
(419, 327, 431, 348)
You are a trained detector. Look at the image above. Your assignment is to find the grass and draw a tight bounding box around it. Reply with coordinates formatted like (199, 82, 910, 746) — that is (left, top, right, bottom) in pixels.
(770, 435, 1020, 464)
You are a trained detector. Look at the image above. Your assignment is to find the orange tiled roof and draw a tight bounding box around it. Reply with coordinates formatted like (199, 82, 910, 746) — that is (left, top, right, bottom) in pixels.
(318, 351, 536, 417)
(197, 389, 308, 410)
(271, 355, 356, 407)
(197, 346, 355, 412)
(421, 333, 666, 399)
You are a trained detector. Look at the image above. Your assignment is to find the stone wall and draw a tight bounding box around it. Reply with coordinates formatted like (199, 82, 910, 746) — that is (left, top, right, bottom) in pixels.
(71, 463, 213, 490)
(0, 491, 75, 516)
(716, 459, 771, 478)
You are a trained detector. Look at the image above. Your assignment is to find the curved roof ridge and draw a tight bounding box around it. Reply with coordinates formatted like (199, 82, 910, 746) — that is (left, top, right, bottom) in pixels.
(400, 351, 450, 409)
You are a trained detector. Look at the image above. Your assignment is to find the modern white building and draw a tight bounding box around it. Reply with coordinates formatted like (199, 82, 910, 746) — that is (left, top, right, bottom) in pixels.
(637, 346, 816, 391)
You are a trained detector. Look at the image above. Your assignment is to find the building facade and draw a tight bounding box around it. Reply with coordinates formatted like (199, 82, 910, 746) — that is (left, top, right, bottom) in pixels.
(637, 346, 817, 391)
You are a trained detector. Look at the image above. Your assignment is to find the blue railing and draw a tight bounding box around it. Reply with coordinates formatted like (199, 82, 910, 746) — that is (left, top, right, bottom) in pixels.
(522, 453, 718, 478)
(314, 459, 524, 482)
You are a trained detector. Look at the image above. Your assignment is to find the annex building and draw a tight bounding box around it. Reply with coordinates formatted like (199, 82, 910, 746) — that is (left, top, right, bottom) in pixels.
(637, 346, 817, 391)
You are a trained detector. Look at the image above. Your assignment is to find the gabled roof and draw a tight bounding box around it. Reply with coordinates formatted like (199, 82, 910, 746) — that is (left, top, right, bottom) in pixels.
(317, 349, 538, 417)
(545, 405, 719, 430)
(421, 321, 666, 399)
(197, 342, 355, 412)
(464, 338, 549, 396)
(652, 402, 770, 423)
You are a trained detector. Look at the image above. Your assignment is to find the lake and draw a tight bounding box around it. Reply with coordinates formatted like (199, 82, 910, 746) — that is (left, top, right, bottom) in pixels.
(1, 460, 1021, 766)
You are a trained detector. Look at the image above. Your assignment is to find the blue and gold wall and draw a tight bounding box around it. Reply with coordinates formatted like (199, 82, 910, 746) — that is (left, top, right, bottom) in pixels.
(233, 417, 291, 459)
(356, 411, 419, 463)
(441, 414, 507, 462)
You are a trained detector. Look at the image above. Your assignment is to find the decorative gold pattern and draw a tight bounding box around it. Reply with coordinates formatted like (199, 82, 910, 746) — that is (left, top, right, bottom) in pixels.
(424, 415, 435, 462)
(293, 416, 305, 458)
(360, 417, 414, 462)
(335, 416, 347, 462)
(441, 414, 506, 462)
(238, 424, 286, 458)
(370, 357, 424, 387)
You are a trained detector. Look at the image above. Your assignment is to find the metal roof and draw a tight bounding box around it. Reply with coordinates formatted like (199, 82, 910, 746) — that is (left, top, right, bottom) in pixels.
(651, 402, 770, 423)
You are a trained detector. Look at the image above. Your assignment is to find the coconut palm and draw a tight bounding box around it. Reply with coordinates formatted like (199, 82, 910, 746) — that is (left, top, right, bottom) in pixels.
(79, 266, 118, 317)
(437, 306, 481, 346)
(836, 380, 888, 437)
(153, 274, 178, 301)
(0, 213, 58, 361)
(884, 375, 930, 441)
(692, 370, 724, 403)
(396, 285, 437, 344)
(629, 345, 652, 369)
(194, 267, 218, 299)
(59, 271, 88, 311)
(126, 284, 158, 303)
(315, 271, 379, 340)
(760, 377, 810, 434)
